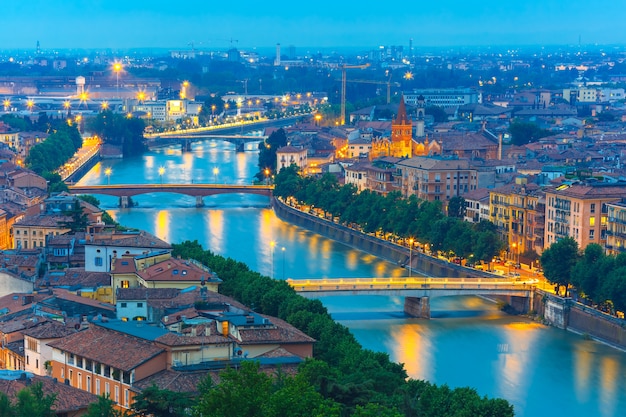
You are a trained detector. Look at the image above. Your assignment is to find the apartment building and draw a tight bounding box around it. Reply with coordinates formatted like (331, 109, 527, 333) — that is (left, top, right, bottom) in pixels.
(606, 200, 626, 255)
(489, 178, 544, 256)
(397, 156, 477, 202)
(544, 182, 626, 250)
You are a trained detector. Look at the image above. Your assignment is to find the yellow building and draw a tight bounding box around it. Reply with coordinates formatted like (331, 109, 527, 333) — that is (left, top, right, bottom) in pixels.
(12, 215, 71, 249)
(489, 178, 544, 257)
(110, 252, 221, 303)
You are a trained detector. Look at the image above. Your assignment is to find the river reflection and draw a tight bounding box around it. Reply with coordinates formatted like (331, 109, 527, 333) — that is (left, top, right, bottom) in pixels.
(77, 139, 626, 417)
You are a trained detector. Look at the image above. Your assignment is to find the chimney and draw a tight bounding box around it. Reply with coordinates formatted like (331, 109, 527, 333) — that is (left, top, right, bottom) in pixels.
(498, 134, 503, 160)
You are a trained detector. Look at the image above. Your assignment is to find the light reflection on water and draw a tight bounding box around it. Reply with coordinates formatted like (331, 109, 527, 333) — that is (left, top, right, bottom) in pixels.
(81, 139, 626, 417)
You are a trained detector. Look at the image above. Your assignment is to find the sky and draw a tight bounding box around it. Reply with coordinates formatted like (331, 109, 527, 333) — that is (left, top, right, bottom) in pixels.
(2, 0, 625, 51)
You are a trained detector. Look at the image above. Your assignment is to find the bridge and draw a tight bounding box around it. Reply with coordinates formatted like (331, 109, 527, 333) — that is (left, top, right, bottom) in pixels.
(147, 134, 267, 152)
(68, 184, 273, 208)
(287, 277, 537, 318)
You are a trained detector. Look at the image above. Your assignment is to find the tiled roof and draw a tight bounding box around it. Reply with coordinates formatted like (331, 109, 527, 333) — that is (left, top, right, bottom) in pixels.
(0, 315, 49, 335)
(40, 268, 110, 288)
(15, 214, 72, 228)
(138, 258, 220, 284)
(235, 314, 315, 346)
(0, 375, 99, 413)
(48, 325, 165, 372)
(117, 287, 180, 301)
(155, 324, 231, 347)
(133, 369, 218, 394)
(85, 231, 171, 249)
(21, 320, 76, 339)
(397, 156, 471, 170)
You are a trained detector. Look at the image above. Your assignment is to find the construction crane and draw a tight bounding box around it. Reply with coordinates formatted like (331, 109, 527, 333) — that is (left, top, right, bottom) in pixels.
(346, 78, 400, 104)
(341, 63, 370, 125)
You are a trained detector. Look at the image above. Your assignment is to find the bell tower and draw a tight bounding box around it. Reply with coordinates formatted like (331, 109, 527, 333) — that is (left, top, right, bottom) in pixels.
(391, 95, 413, 158)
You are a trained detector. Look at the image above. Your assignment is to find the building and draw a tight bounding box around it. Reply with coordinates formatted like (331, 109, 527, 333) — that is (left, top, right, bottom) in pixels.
(463, 188, 491, 224)
(23, 320, 76, 376)
(403, 88, 481, 108)
(12, 215, 72, 249)
(83, 230, 171, 273)
(110, 252, 220, 303)
(276, 145, 307, 171)
(488, 178, 544, 257)
(344, 159, 399, 195)
(48, 324, 168, 410)
(544, 182, 626, 250)
(397, 156, 478, 202)
(605, 200, 626, 255)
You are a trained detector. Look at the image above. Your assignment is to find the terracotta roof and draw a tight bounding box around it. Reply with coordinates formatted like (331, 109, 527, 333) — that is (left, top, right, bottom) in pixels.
(117, 287, 181, 301)
(21, 320, 76, 339)
(0, 375, 99, 412)
(15, 214, 72, 228)
(397, 156, 471, 170)
(40, 268, 110, 288)
(0, 315, 49, 335)
(48, 325, 165, 372)
(138, 258, 220, 284)
(155, 324, 231, 347)
(133, 369, 218, 394)
(0, 293, 48, 316)
(85, 231, 171, 249)
(235, 314, 315, 346)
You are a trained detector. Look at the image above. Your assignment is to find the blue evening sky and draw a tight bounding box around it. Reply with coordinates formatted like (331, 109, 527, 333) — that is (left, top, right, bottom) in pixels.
(2, 0, 624, 50)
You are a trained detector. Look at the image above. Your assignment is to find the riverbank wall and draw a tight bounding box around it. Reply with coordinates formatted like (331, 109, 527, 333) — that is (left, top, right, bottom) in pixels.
(65, 152, 100, 184)
(273, 198, 626, 348)
(532, 291, 626, 348)
(272, 198, 492, 279)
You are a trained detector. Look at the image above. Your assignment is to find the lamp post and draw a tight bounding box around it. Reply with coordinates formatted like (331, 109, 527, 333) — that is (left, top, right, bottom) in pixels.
(264, 168, 270, 185)
(213, 167, 219, 183)
(104, 167, 112, 185)
(113, 62, 122, 97)
(408, 238, 414, 277)
(281, 246, 286, 280)
(158, 166, 165, 185)
(270, 240, 276, 279)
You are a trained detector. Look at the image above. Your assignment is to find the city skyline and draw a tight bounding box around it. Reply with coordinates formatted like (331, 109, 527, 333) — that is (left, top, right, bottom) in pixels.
(2, 0, 625, 51)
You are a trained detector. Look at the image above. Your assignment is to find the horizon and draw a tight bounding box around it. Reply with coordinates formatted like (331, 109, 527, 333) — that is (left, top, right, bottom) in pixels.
(2, 0, 625, 52)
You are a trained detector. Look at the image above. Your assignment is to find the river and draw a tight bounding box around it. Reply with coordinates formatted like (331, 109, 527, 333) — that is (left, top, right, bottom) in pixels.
(76, 138, 626, 417)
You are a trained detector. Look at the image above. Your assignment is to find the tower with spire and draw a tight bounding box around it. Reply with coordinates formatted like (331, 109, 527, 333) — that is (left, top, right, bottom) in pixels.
(390, 95, 413, 158)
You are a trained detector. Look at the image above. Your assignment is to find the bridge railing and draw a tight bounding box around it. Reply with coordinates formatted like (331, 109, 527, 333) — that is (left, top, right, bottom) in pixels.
(286, 277, 538, 292)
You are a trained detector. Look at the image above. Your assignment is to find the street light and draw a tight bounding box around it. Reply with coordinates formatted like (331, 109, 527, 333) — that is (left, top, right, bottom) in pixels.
(3, 99, 9, 111)
(213, 167, 219, 183)
(264, 168, 270, 184)
(104, 167, 112, 185)
(281, 246, 286, 280)
(113, 62, 122, 97)
(408, 238, 414, 277)
(158, 166, 165, 185)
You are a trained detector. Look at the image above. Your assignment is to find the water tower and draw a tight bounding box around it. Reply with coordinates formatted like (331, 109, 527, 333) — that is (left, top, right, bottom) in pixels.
(75, 76, 85, 97)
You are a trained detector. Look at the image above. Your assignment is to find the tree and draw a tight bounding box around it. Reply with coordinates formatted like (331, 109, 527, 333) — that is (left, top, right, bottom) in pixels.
(446, 196, 466, 218)
(59, 200, 89, 232)
(13, 382, 56, 417)
(508, 119, 551, 146)
(257, 128, 288, 180)
(425, 105, 448, 123)
(132, 385, 195, 417)
(84, 395, 121, 417)
(541, 237, 580, 296)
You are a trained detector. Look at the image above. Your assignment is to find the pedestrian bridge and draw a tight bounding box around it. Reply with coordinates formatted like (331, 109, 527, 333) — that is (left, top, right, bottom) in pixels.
(68, 184, 273, 208)
(287, 277, 537, 318)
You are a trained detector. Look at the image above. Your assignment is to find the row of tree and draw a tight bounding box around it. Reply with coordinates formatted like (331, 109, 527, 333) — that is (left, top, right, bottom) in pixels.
(541, 237, 626, 312)
(86, 111, 146, 157)
(273, 166, 504, 262)
(171, 240, 514, 416)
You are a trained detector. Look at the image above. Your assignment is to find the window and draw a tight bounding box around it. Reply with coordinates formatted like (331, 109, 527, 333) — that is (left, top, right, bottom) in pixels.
(115, 386, 119, 403)
(121, 280, 129, 288)
(137, 302, 143, 308)
(590, 217, 595, 227)
(590, 203, 596, 213)
(105, 382, 110, 395)
(121, 303, 127, 308)
(589, 229, 595, 239)
(96, 379, 101, 395)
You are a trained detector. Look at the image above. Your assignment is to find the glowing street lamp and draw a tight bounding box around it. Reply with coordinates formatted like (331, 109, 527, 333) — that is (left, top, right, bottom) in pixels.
(264, 168, 270, 184)
(101, 101, 109, 111)
(113, 62, 122, 96)
(26, 99, 34, 113)
(3, 99, 9, 111)
(212, 167, 219, 183)
(158, 166, 165, 185)
(408, 238, 414, 277)
(104, 167, 112, 185)
(281, 246, 286, 280)
(137, 91, 146, 103)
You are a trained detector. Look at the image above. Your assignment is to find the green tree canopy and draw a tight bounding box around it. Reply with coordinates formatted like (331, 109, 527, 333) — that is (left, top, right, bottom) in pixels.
(541, 237, 580, 296)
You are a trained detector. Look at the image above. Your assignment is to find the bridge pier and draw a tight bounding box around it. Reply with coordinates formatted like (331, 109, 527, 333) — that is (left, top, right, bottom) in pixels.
(404, 296, 430, 319)
(119, 196, 130, 208)
(195, 196, 204, 207)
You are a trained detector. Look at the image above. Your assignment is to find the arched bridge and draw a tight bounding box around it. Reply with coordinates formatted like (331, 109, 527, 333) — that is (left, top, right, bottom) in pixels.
(287, 277, 537, 318)
(68, 184, 273, 208)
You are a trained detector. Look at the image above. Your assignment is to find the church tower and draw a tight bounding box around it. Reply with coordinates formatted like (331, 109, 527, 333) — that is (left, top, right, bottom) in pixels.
(415, 95, 425, 138)
(391, 95, 413, 158)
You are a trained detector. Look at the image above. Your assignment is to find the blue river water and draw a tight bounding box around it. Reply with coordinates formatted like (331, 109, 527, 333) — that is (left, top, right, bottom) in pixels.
(76, 138, 626, 417)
